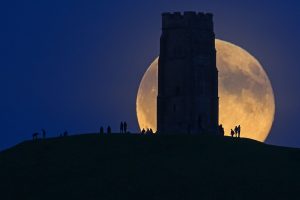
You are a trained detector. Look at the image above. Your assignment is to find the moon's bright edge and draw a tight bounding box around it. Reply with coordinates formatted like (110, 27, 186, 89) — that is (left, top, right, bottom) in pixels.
(136, 39, 275, 142)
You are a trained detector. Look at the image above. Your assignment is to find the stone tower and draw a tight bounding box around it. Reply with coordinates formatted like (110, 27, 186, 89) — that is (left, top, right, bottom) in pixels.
(157, 11, 219, 134)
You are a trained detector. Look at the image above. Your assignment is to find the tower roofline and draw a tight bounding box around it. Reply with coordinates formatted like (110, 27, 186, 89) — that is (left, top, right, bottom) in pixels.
(162, 11, 213, 20)
(161, 11, 213, 30)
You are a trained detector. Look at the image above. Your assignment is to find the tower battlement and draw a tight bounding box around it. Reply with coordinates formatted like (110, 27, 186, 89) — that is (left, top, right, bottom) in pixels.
(162, 11, 213, 30)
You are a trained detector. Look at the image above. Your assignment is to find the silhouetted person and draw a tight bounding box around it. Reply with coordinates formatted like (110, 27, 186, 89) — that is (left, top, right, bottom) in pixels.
(42, 129, 46, 139)
(64, 130, 68, 137)
(230, 129, 235, 137)
(120, 122, 124, 133)
(149, 128, 153, 134)
(219, 124, 225, 136)
(107, 126, 111, 134)
(237, 125, 241, 138)
(124, 122, 127, 133)
(141, 128, 145, 134)
(100, 126, 104, 134)
(234, 126, 238, 137)
(32, 132, 39, 140)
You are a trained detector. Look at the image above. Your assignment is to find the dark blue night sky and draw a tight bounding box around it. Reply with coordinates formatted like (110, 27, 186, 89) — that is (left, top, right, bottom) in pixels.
(0, 0, 300, 150)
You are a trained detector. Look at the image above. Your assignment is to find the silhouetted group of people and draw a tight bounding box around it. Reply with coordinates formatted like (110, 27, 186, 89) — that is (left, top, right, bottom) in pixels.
(31, 122, 240, 140)
(141, 128, 154, 135)
(32, 129, 46, 140)
(120, 122, 128, 134)
(230, 125, 241, 138)
(32, 121, 132, 140)
(99, 122, 130, 135)
(100, 126, 111, 134)
(58, 130, 68, 137)
(219, 124, 242, 138)
(32, 129, 69, 141)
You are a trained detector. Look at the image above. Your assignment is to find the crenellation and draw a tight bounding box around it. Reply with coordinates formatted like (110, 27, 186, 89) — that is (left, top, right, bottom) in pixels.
(162, 11, 214, 30)
(161, 12, 212, 19)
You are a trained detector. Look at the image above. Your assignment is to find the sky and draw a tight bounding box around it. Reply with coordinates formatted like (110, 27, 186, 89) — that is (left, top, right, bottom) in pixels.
(0, 0, 300, 150)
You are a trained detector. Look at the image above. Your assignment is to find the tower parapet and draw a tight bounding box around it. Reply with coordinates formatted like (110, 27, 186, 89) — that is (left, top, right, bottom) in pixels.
(162, 12, 213, 31)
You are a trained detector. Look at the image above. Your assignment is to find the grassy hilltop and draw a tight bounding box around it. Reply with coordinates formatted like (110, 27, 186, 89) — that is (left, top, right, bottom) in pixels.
(0, 134, 300, 200)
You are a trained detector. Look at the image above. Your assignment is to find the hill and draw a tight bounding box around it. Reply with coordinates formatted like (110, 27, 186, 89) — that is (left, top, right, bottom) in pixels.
(0, 134, 300, 200)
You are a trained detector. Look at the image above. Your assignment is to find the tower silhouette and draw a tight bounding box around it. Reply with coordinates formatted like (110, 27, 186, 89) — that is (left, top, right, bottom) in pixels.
(157, 12, 219, 134)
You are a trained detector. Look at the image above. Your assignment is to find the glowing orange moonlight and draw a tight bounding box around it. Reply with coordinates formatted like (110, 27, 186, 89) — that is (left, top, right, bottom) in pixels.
(136, 39, 275, 142)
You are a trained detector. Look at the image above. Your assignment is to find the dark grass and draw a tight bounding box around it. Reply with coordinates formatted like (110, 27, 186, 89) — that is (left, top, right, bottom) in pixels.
(0, 134, 300, 200)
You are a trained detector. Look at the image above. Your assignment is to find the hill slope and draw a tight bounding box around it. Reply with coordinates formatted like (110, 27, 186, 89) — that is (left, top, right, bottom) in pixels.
(0, 134, 300, 200)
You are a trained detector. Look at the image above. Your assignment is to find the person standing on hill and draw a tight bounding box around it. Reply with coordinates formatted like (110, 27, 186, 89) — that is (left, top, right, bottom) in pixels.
(107, 126, 111, 134)
(230, 129, 235, 137)
(219, 124, 225, 136)
(64, 130, 68, 137)
(238, 125, 241, 138)
(234, 126, 238, 137)
(100, 126, 104, 134)
(124, 122, 127, 134)
(32, 132, 39, 140)
(120, 122, 124, 133)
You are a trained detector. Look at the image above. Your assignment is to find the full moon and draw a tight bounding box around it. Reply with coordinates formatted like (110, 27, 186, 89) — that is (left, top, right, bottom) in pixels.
(136, 39, 275, 142)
